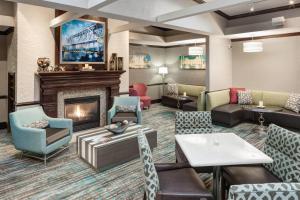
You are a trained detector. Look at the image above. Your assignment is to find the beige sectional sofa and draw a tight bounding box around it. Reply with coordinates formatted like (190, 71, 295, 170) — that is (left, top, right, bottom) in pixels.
(205, 89, 300, 130)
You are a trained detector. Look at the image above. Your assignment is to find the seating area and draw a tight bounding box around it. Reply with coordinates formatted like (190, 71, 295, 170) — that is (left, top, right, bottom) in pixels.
(0, 0, 300, 199)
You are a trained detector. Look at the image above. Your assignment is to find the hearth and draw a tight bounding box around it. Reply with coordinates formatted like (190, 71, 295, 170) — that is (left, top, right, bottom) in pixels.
(64, 96, 100, 132)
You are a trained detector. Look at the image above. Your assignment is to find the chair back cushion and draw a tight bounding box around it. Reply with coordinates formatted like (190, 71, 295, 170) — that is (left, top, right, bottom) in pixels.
(10, 106, 47, 127)
(177, 84, 206, 97)
(137, 131, 159, 200)
(175, 111, 213, 134)
(263, 124, 300, 182)
(133, 83, 147, 96)
(114, 96, 140, 107)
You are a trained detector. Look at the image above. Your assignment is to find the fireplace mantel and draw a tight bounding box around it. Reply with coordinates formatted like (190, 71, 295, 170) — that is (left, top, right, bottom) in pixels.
(37, 70, 125, 118)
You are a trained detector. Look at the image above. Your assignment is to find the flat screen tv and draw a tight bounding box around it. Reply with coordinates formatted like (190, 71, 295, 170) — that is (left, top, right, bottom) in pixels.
(60, 19, 105, 64)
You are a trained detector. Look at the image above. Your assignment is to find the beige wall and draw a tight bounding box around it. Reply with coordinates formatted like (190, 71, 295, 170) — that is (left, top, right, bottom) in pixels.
(16, 3, 55, 103)
(12, 5, 130, 104)
(232, 36, 300, 93)
(208, 35, 232, 91)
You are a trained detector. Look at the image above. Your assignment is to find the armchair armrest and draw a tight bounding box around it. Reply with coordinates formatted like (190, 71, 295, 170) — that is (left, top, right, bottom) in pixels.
(12, 126, 47, 154)
(155, 163, 191, 172)
(197, 91, 206, 111)
(107, 106, 116, 125)
(228, 183, 300, 200)
(47, 117, 73, 135)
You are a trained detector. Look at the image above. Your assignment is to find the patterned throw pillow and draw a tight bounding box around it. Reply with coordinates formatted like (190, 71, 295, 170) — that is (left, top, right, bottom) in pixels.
(116, 105, 136, 113)
(285, 93, 300, 113)
(167, 83, 178, 96)
(238, 90, 253, 105)
(24, 119, 49, 129)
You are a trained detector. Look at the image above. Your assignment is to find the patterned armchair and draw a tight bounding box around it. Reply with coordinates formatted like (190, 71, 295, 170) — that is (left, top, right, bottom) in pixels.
(137, 131, 213, 200)
(175, 111, 213, 135)
(175, 111, 213, 170)
(222, 124, 300, 199)
(228, 183, 300, 200)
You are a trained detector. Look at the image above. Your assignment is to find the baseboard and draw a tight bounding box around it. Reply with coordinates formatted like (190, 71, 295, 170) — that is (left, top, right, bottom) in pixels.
(0, 122, 8, 130)
(151, 99, 162, 104)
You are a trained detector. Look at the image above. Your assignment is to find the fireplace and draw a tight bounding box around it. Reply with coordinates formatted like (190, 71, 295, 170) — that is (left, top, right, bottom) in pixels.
(64, 96, 100, 132)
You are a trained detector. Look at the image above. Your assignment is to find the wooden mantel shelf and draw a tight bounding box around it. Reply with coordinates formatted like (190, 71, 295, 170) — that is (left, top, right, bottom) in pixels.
(37, 70, 125, 118)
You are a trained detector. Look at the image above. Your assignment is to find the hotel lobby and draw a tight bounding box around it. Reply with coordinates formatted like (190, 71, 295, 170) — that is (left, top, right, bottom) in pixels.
(0, 0, 300, 199)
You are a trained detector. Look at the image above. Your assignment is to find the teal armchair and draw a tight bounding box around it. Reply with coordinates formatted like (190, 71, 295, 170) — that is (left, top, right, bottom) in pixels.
(9, 106, 73, 164)
(107, 96, 142, 125)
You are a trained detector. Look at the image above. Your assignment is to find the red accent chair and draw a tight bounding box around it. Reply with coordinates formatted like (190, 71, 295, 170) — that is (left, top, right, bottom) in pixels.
(129, 83, 151, 109)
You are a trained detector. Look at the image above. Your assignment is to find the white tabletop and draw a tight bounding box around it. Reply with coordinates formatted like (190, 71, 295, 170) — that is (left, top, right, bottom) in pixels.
(175, 133, 273, 167)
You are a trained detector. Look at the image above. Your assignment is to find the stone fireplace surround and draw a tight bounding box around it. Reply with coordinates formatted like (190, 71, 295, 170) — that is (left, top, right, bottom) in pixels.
(37, 71, 125, 126)
(58, 88, 106, 127)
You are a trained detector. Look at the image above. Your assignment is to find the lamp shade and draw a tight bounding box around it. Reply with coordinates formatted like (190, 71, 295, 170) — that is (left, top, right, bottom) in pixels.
(243, 41, 263, 52)
(189, 46, 204, 55)
(158, 67, 168, 75)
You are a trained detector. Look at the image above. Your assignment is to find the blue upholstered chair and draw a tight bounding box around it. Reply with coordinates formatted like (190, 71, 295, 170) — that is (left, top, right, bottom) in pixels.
(9, 106, 73, 164)
(107, 96, 142, 125)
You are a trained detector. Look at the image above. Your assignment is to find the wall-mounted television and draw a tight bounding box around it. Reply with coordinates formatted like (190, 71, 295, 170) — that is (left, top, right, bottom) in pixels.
(60, 19, 105, 64)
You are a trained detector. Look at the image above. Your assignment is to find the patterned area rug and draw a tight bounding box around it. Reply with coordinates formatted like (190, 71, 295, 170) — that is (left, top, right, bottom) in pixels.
(0, 104, 268, 200)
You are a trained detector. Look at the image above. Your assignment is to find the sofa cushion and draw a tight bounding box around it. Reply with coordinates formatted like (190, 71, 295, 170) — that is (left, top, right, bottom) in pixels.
(238, 90, 253, 105)
(230, 88, 245, 104)
(46, 128, 69, 145)
(285, 93, 300, 113)
(182, 101, 197, 111)
(24, 119, 49, 129)
(251, 90, 263, 105)
(262, 91, 289, 107)
(211, 104, 244, 127)
(112, 112, 137, 123)
(167, 83, 178, 96)
(177, 84, 205, 97)
(116, 105, 136, 113)
(223, 165, 281, 185)
(206, 89, 230, 111)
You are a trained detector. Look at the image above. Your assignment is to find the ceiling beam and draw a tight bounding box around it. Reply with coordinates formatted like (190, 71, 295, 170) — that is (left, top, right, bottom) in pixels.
(156, 0, 252, 22)
(50, 12, 83, 28)
(0, 15, 15, 27)
(88, 0, 120, 10)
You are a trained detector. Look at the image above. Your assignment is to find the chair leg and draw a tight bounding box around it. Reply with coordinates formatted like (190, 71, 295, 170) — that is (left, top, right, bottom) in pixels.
(143, 192, 146, 200)
(44, 154, 47, 166)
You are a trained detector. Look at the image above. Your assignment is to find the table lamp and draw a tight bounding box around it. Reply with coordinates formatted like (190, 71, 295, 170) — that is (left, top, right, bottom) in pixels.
(158, 66, 168, 95)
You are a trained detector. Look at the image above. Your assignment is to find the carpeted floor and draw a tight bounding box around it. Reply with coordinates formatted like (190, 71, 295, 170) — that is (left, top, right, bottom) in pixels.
(0, 104, 268, 200)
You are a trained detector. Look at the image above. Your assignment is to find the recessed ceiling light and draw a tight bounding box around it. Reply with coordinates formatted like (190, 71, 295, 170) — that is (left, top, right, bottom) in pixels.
(250, 6, 255, 12)
(289, 0, 295, 5)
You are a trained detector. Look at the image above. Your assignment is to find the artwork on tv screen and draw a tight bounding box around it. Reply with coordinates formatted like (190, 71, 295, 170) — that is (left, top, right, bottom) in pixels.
(60, 19, 105, 64)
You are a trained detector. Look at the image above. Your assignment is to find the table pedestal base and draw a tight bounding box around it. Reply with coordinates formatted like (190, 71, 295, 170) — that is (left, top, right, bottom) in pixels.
(213, 166, 221, 200)
(252, 125, 267, 134)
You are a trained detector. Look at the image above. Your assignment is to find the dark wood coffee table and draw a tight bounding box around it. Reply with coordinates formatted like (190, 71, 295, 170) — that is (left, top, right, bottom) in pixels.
(76, 124, 157, 171)
(161, 95, 193, 109)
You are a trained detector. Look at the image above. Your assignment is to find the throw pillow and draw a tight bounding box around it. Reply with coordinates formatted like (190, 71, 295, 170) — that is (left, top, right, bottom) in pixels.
(285, 93, 300, 113)
(230, 87, 245, 104)
(24, 119, 49, 129)
(238, 90, 253, 105)
(167, 83, 178, 96)
(116, 105, 137, 113)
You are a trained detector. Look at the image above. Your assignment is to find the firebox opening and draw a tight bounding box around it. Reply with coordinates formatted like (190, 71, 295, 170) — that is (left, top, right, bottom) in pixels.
(64, 96, 100, 132)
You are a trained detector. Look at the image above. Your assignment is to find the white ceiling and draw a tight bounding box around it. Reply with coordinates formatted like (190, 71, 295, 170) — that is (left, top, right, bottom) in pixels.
(220, 0, 300, 16)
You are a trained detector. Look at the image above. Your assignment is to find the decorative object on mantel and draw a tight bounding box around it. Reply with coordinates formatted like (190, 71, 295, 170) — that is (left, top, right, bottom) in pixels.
(60, 19, 105, 64)
(117, 57, 123, 71)
(179, 55, 206, 70)
(109, 53, 118, 71)
(37, 57, 50, 72)
(106, 120, 131, 135)
(80, 64, 95, 71)
(129, 54, 151, 69)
